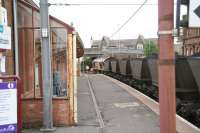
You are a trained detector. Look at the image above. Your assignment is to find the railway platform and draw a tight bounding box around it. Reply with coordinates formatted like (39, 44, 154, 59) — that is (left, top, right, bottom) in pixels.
(24, 74, 200, 133)
(77, 74, 160, 133)
(26, 74, 160, 133)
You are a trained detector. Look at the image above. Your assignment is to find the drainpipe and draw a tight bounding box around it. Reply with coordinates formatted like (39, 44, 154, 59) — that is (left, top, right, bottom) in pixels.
(13, 0, 19, 76)
(158, 0, 176, 133)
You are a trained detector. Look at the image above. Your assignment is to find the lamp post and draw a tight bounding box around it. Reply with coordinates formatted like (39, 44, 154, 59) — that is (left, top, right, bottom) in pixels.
(40, 0, 55, 131)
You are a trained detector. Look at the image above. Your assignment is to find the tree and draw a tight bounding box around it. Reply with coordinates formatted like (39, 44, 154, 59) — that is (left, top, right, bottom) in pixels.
(144, 41, 158, 57)
(81, 57, 92, 71)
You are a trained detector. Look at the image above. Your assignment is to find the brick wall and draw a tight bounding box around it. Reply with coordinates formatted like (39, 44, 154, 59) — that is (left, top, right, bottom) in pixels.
(22, 98, 70, 128)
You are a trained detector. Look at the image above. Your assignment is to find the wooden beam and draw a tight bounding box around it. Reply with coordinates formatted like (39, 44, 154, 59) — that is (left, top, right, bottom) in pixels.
(67, 33, 74, 125)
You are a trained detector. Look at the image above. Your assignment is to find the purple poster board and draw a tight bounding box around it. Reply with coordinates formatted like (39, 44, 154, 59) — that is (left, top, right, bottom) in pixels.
(0, 82, 17, 133)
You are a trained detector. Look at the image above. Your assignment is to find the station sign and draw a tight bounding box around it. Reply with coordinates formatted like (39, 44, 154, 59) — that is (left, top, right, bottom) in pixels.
(189, 0, 200, 27)
(0, 7, 7, 26)
(0, 26, 11, 50)
(0, 82, 17, 133)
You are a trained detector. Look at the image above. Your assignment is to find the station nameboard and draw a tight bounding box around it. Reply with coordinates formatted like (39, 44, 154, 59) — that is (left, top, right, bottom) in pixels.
(0, 82, 17, 133)
(189, 0, 200, 27)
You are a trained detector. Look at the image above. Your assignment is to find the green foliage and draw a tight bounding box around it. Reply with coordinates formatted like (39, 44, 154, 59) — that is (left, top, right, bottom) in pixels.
(81, 58, 92, 71)
(180, 14, 188, 27)
(144, 41, 158, 57)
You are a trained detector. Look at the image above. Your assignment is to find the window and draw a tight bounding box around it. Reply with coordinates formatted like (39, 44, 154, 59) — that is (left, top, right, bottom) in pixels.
(137, 44, 143, 50)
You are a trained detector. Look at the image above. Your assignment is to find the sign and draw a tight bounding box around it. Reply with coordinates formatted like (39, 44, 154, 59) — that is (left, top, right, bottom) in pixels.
(0, 7, 7, 26)
(0, 82, 17, 133)
(41, 28, 49, 38)
(0, 56, 5, 73)
(0, 26, 11, 49)
(189, 0, 200, 27)
(0, 25, 3, 33)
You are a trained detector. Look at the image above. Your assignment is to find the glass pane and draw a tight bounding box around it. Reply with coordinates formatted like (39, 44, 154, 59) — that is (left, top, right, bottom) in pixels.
(33, 10, 40, 27)
(51, 28, 68, 97)
(18, 28, 35, 98)
(18, 3, 33, 27)
(18, 27, 68, 98)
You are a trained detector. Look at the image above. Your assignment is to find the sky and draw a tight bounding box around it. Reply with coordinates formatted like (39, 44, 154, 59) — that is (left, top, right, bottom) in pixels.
(33, 0, 186, 48)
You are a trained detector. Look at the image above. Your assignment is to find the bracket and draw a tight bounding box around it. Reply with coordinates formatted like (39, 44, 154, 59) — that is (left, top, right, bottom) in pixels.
(157, 29, 178, 37)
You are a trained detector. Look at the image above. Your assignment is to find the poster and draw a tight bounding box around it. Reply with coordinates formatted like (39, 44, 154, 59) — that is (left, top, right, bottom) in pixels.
(0, 56, 5, 73)
(0, 26, 11, 50)
(0, 7, 7, 26)
(0, 82, 17, 133)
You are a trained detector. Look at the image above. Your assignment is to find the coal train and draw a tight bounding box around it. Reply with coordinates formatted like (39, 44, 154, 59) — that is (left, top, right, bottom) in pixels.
(92, 55, 200, 127)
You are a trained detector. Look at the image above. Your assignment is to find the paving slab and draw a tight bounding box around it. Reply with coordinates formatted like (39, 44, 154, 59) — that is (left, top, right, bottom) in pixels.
(77, 75, 99, 126)
(88, 74, 159, 133)
(23, 126, 99, 133)
(24, 74, 160, 133)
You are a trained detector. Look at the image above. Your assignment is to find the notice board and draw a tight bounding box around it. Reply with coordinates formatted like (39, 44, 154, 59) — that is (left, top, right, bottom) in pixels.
(0, 82, 17, 133)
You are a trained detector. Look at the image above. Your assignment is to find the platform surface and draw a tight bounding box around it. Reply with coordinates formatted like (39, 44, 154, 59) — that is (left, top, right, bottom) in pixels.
(24, 74, 160, 133)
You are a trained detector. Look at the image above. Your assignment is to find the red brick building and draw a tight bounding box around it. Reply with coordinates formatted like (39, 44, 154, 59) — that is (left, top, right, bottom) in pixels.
(183, 28, 200, 56)
(2, 0, 84, 129)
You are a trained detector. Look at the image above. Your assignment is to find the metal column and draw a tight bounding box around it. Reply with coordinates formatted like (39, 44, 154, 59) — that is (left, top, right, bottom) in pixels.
(158, 0, 176, 133)
(13, 0, 19, 76)
(39, 0, 55, 131)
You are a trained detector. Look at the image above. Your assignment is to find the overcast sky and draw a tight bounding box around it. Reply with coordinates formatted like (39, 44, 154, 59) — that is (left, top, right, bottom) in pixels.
(34, 0, 186, 48)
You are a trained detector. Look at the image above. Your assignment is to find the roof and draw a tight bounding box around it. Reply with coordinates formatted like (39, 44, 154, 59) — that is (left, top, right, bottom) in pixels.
(92, 39, 138, 48)
(110, 39, 138, 47)
(76, 32, 84, 58)
(136, 35, 145, 44)
(18, 0, 74, 33)
(91, 40, 102, 47)
(91, 35, 158, 48)
(84, 48, 103, 55)
(22, 0, 39, 8)
(18, 0, 85, 58)
(93, 57, 110, 63)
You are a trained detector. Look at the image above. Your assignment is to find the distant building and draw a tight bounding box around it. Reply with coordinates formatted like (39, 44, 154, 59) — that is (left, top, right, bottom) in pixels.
(85, 35, 158, 58)
(183, 28, 200, 56)
(174, 38, 183, 55)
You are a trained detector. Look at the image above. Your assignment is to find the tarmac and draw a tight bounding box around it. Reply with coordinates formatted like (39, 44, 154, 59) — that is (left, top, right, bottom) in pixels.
(24, 74, 160, 133)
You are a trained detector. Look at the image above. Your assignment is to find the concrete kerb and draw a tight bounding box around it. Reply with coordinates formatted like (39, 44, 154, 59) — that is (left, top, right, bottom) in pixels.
(40, 128, 56, 133)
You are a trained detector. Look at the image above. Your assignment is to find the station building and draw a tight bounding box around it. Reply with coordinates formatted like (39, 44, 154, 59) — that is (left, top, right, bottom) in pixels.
(2, 0, 84, 128)
(85, 35, 158, 59)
